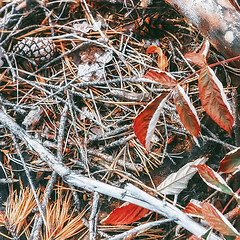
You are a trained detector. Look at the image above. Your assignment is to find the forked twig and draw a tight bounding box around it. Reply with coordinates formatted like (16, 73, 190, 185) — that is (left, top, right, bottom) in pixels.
(0, 108, 221, 240)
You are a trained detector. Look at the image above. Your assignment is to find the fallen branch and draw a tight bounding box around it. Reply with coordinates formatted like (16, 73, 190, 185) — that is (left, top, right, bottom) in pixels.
(0, 108, 221, 240)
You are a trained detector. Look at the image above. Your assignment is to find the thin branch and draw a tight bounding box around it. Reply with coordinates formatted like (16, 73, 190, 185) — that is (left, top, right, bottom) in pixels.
(108, 218, 175, 240)
(0, 108, 222, 240)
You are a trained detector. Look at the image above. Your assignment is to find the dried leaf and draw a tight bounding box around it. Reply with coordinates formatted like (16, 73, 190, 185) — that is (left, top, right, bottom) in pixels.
(157, 156, 208, 195)
(195, 164, 234, 195)
(22, 106, 44, 129)
(143, 70, 177, 87)
(174, 85, 200, 138)
(184, 199, 203, 217)
(102, 202, 150, 225)
(185, 40, 210, 67)
(133, 93, 168, 151)
(146, 45, 168, 70)
(198, 65, 234, 134)
(218, 147, 240, 173)
(202, 202, 240, 236)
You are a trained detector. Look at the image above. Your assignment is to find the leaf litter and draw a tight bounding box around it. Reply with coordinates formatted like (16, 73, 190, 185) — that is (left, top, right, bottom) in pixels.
(0, 0, 239, 239)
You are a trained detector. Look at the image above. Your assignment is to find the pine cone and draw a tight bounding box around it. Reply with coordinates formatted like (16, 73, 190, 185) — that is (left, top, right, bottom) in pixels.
(135, 13, 164, 38)
(14, 37, 56, 63)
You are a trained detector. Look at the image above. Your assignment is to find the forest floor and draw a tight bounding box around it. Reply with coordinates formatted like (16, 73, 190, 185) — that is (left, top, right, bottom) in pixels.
(0, 0, 239, 239)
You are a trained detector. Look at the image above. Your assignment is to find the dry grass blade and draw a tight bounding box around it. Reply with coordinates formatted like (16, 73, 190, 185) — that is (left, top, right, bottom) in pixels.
(44, 188, 86, 240)
(5, 187, 37, 236)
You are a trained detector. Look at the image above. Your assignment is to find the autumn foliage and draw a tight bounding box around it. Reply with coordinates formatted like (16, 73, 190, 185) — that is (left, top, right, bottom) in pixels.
(133, 40, 234, 151)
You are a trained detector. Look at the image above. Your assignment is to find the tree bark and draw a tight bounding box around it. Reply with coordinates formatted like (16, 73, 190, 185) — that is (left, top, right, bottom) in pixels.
(164, 0, 240, 67)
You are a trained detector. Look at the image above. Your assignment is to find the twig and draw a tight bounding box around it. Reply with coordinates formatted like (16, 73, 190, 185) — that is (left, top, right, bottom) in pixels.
(11, 130, 47, 227)
(0, 108, 222, 240)
(87, 149, 143, 172)
(89, 192, 100, 240)
(108, 218, 175, 240)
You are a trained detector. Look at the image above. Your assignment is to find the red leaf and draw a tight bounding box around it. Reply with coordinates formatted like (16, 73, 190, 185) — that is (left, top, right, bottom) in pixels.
(185, 40, 210, 67)
(102, 203, 150, 225)
(146, 45, 168, 70)
(198, 65, 234, 134)
(184, 200, 203, 217)
(134, 93, 168, 151)
(218, 147, 240, 173)
(202, 202, 239, 236)
(143, 70, 177, 87)
(174, 85, 200, 138)
(194, 164, 234, 195)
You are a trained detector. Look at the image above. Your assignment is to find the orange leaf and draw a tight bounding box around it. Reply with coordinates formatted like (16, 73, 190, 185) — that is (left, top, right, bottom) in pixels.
(134, 93, 168, 151)
(174, 85, 200, 138)
(198, 65, 234, 134)
(146, 45, 168, 70)
(202, 202, 239, 236)
(143, 70, 177, 87)
(102, 203, 150, 225)
(218, 147, 240, 173)
(185, 40, 210, 67)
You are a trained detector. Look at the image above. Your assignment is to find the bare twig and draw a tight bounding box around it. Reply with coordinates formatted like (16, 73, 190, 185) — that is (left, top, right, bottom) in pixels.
(89, 192, 100, 240)
(0, 108, 222, 240)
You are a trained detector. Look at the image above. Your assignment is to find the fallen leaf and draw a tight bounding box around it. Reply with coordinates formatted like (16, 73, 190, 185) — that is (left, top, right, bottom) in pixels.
(218, 147, 240, 173)
(143, 69, 177, 86)
(147, 45, 168, 70)
(198, 65, 234, 134)
(184, 199, 203, 217)
(134, 93, 168, 151)
(174, 84, 200, 138)
(157, 156, 208, 195)
(202, 202, 239, 236)
(102, 202, 150, 225)
(194, 164, 234, 195)
(185, 40, 210, 67)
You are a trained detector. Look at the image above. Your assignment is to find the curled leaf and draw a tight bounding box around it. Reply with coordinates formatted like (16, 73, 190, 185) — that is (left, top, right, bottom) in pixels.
(202, 202, 240, 236)
(146, 45, 168, 70)
(134, 93, 168, 151)
(198, 65, 234, 134)
(102, 203, 150, 225)
(174, 84, 200, 138)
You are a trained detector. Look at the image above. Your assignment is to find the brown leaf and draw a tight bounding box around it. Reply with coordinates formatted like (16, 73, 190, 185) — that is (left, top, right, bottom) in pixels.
(134, 93, 168, 151)
(143, 70, 177, 87)
(184, 200, 203, 217)
(185, 40, 210, 67)
(198, 65, 234, 134)
(218, 147, 240, 173)
(174, 85, 200, 138)
(146, 45, 168, 70)
(202, 202, 239, 236)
